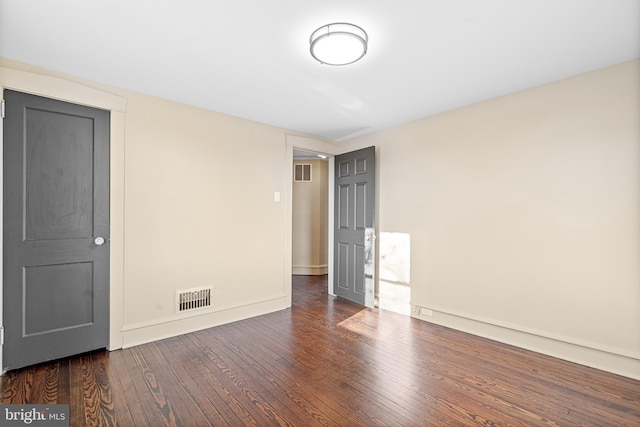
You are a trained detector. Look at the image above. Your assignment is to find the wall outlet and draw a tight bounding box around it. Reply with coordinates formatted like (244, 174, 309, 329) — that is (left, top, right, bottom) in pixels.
(421, 308, 433, 316)
(412, 306, 421, 316)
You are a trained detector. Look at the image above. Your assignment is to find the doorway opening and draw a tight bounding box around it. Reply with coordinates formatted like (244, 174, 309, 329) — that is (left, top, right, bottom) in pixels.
(291, 149, 330, 293)
(289, 146, 411, 316)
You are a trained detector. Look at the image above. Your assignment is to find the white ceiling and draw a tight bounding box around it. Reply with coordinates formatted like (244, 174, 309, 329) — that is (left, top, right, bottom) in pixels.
(1, 1, 638, 141)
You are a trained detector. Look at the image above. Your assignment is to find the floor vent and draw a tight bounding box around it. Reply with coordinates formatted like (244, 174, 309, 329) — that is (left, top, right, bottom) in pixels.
(176, 287, 212, 313)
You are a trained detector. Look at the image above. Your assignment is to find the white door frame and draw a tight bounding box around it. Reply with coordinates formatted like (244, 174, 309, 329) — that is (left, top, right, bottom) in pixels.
(286, 135, 341, 297)
(0, 67, 127, 371)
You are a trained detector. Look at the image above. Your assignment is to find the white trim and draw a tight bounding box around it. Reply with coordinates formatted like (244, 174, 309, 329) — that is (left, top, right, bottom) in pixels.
(123, 292, 287, 333)
(0, 67, 127, 373)
(426, 304, 640, 361)
(0, 67, 126, 112)
(292, 264, 329, 275)
(122, 295, 289, 348)
(327, 158, 335, 296)
(286, 135, 340, 297)
(412, 306, 640, 380)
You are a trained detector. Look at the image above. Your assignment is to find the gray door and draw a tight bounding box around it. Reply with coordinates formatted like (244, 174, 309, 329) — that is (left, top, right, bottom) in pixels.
(334, 146, 375, 307)
(3, 90, 110, 370)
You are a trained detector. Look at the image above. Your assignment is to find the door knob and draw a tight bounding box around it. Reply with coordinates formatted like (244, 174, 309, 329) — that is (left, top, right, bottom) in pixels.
(94, 237, 105, 246)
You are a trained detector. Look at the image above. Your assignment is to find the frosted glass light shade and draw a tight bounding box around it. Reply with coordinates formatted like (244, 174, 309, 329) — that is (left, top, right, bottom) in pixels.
(310, 23, 368, 66)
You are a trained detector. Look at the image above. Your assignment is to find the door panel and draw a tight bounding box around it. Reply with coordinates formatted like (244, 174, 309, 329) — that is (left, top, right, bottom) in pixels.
(334, 146, 375, 307)
(25, 109, 95, 241)
(338, 184, 350, 228)
(3, 90, 110, 370)
(24, 262, 94, 334)
(355, 182, 367, 229)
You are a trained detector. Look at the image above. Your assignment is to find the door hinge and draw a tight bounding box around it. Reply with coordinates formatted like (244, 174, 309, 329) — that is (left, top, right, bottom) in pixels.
(1, 99, 5, 119)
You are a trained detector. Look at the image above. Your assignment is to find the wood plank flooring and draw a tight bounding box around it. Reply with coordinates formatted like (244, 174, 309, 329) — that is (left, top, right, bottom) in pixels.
(2, 275, 639, 426)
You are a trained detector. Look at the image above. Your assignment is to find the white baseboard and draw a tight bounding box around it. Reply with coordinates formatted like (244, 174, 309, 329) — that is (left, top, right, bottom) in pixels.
(412, 306, 640, 381)
(121, 296, 290, 349)
(292, 264, 328, 275)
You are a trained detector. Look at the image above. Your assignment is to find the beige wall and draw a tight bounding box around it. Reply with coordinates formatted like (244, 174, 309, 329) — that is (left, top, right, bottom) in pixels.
(0, 58, 293, 350)
(122, 92, 290, 333)
(292, 159, 328, 275)
(342, 60, 640, 379)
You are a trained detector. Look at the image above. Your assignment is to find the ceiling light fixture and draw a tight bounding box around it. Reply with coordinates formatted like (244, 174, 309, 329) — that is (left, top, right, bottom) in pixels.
(310, 23, 368, 66)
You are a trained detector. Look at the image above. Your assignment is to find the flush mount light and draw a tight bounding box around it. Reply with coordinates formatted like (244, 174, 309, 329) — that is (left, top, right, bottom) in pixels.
(310, 22, 368, 66)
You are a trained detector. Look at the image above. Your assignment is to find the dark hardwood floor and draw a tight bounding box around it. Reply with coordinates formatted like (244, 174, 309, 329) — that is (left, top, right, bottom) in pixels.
(2, 275, 639, 426)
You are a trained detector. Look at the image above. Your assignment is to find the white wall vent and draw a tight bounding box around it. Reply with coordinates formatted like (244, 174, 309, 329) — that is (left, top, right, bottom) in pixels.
(176, 287, 212, 313)
(294, 163, 312, 182)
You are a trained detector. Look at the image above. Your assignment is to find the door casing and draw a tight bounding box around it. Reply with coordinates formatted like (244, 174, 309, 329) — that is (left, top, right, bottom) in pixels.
(286, 136, 377, 306)
(0, 70, 127, 371)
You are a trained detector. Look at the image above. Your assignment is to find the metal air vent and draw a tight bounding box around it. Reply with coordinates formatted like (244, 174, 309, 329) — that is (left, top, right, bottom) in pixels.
(176, 287, 212, 313)
(294, 163, 312, 182)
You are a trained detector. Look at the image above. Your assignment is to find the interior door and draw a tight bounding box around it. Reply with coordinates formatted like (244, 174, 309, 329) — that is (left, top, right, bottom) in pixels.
(334, 146, 375, 307)
(3, 89, 110, 370)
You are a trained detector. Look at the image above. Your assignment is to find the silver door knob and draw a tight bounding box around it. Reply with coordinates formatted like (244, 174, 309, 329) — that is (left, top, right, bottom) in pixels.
(94, 237, 105, 245)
